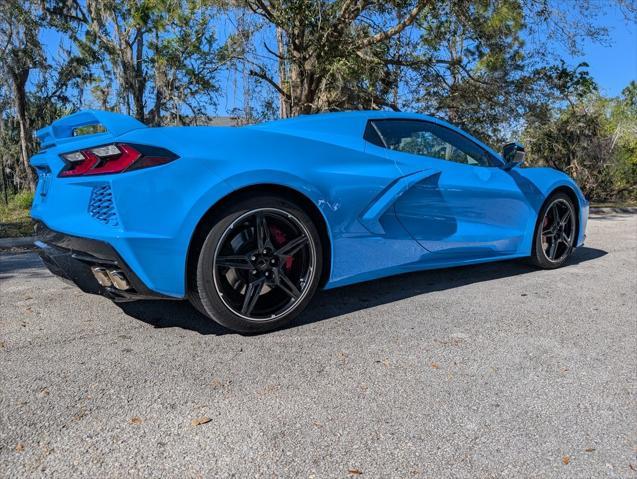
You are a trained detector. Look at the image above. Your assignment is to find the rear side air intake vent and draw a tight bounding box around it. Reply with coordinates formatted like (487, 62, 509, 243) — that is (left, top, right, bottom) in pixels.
(88, 184, 119, 227)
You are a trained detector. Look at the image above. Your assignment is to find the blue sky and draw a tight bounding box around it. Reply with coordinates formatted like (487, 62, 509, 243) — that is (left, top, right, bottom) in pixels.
(564, 6, 636, 97)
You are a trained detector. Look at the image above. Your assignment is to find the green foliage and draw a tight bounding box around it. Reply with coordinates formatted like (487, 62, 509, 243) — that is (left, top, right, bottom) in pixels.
(10, 190, 35, 209)
(405, 0, 529, 143)
(44, 0, 227, 124)
(0, 191, 34, 238)
(524, 84, 637, 202)
(608, 82, 637, 200)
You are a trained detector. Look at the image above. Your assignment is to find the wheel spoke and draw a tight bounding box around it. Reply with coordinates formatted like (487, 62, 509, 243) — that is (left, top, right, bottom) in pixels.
(216, 255, 252, 269)
(561, 231, 571, 244)
(255, 213, 270, 251)
(552, 204, 561, 224)
(542, 228, 555, 237)
(548, 239, 558, 259)
(241, 277, 265, 315)
(275, 269, 301, 300)
(276, 235, 308, 257)
(560, 209, 571, 226)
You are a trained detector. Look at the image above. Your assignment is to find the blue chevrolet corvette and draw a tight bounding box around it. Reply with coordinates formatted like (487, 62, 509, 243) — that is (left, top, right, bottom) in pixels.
(30, 109, 589, 332)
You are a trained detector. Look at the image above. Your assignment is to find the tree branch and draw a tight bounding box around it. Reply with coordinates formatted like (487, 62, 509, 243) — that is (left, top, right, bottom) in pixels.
(263, 41, 290, 61)
(358, 0, 429, 49)
(246, 0, 277, 24)
(434, 59, 493, 86)
(339, 0, 369, 23)
(249, 68, 290, 99)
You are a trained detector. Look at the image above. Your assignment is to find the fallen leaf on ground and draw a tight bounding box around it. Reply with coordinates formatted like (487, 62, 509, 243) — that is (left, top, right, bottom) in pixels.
(40, 445, 54, 456)
(15, 443, 24, 452)
(337, 352, 349, 363)
(191, 416, 212, 426)
(584, 448, 595, 452)
(562, 455, 570, 465)
(347, 468, 363, 475)
(629, 464, 636, 471)
(130, 416, 143, 425)
(73, 409, 87, 421)
(431, 362, 440, 369)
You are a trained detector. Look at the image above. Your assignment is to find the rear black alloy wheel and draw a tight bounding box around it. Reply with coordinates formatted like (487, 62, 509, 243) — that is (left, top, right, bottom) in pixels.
(192, 196, 322, 333)
(213, 208, 316, 320)
(530, 193, 577, 269)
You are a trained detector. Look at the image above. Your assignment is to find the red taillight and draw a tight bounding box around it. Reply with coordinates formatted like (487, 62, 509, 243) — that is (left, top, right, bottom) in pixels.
(59, 143, 177, 177)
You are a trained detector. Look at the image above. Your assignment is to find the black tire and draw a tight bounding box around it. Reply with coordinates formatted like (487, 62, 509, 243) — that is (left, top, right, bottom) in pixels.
(529, 192, 577, 269)
(190, 194, 323, 333)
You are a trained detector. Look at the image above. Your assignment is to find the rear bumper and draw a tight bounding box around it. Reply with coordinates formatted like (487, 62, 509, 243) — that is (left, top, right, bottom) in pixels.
(34, 222, 173, 302)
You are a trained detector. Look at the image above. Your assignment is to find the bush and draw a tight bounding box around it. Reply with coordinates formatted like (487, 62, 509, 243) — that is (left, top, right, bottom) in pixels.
(524, 88, 637, 202)
(0, 191, 34, 238)
(10, 190, 34, 210)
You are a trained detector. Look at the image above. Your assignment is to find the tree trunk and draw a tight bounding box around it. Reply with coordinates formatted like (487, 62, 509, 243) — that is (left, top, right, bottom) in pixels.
(152, 78, 163, 126)
(11, 70, 36, 192)
(276, 27, 289, 118)
(133, 31, 145, 122)
(151, 30, 163, 126)
(0, 117, 9, 204)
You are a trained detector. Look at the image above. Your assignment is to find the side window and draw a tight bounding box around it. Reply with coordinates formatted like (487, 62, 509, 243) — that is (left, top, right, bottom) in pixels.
(363, 121, 385, 147)
(370, 120, 494, 167)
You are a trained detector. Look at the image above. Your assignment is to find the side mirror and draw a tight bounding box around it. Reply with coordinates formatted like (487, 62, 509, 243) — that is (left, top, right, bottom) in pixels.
(502, 142, 525, 169)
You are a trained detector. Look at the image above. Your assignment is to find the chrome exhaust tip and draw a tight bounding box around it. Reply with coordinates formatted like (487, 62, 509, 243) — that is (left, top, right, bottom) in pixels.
(107, 270, 131, 291)
(91, 266, 113, 287)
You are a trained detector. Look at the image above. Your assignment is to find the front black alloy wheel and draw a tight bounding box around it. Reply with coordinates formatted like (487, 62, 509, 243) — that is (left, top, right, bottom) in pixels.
(191, 195, 322, 333)
(530, 193, 577, 269)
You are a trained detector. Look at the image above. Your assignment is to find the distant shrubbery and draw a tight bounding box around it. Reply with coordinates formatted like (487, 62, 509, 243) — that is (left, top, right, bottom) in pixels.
(0, 191, 34, 237)
(524, 82, 637, 202)
(10, 190, 35, 209)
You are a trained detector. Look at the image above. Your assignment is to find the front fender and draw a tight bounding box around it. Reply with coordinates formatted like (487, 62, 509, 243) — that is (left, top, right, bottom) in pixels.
(510, 167, 589, 247)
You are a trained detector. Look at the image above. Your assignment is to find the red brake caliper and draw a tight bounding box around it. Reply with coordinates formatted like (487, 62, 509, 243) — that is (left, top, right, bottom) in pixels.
(269, 225, 294, 270)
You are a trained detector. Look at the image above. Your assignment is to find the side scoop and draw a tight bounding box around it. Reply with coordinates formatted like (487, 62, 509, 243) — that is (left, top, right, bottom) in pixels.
(359, 169, 439, 235)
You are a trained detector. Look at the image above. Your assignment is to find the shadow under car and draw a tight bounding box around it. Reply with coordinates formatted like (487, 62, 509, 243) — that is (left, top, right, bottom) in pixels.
(115, 246, 607, 336)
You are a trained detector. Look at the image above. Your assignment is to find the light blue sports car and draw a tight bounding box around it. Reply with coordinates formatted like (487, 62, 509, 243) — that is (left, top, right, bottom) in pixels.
(30, 110, 589, 332)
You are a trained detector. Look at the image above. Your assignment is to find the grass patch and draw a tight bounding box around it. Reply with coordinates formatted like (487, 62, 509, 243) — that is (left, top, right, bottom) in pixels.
(0, 191, 35, 238)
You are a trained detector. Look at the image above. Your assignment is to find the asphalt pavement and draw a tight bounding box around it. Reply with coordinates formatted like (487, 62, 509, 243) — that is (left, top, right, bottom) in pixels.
(1, 213, 636, 478)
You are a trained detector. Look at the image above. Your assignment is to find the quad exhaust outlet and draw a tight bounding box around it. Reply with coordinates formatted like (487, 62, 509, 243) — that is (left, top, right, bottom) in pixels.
(91, 266, 131, 291)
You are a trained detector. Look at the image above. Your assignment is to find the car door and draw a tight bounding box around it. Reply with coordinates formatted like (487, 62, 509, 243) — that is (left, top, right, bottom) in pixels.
(369, 119, 532, 259)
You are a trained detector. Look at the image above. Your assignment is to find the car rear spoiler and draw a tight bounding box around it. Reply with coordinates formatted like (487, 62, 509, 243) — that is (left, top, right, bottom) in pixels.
(36, 110, 147, 149)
